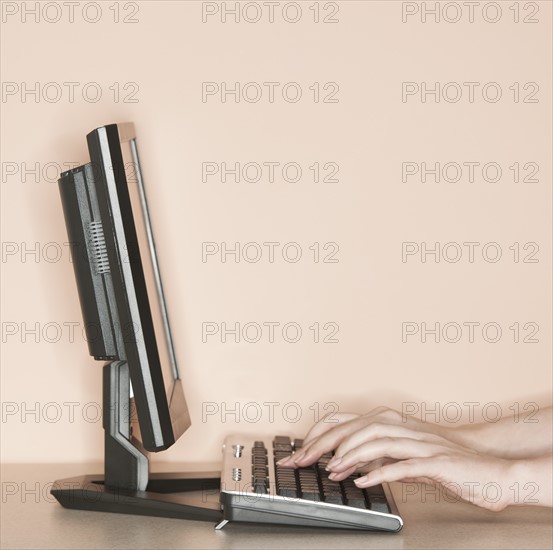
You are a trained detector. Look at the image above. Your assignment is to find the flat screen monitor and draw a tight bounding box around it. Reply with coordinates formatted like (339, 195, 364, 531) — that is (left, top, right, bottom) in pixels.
(58, 123, 190, 451)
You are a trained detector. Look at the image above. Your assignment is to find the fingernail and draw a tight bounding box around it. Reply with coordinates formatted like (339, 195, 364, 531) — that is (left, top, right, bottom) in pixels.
(354, 476, 367, 486)
(326, 457, 342, 470)
(328, 472, 337, 480)
(276, 457, 290, 465)
(294, 452, 313, 465)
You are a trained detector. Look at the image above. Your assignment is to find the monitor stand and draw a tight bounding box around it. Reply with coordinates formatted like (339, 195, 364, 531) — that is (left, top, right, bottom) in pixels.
(51, 361, 222, 522)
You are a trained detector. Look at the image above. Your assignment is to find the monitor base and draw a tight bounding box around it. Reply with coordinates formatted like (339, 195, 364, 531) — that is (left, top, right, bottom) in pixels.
(51, 362, 222, 523)
(51, 471, 222, 522)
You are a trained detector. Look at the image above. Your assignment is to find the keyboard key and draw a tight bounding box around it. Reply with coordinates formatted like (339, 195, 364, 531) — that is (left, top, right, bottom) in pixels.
(364, 484, 386, 498)
(346, 497, 367, 509)
(277, 477, 296, 485)
(324, 493, 343, 505)
(277, 487, 299, 498)
(301, 490, 322, 501)
(253, 482, 268, 494)
(369, 497, 389, 513)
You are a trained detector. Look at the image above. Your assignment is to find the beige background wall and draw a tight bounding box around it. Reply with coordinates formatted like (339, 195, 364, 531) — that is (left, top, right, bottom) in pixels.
(1, 0, 551, 465)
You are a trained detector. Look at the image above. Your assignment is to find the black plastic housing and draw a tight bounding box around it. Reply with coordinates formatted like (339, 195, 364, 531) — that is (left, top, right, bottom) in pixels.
(57, 123, 189, 452)
(58, 164, 119, 360)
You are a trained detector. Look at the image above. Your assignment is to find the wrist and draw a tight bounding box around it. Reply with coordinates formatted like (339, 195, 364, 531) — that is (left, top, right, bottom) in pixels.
(439, 421, 488, 449)
(506, 457, 552, 508)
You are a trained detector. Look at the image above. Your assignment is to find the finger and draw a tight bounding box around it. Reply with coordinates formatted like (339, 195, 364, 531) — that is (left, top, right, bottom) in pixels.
(326, 458, 396, 482)
(293, 415, 374, 466)
(294, 407, 405, 465)
(276, 413, 358, 467)
(328, 465, 357, 481)
(277, 413, 359, 467)
(302, 413, 360, 447)
(361, 457, 398, 473)
(328, 456, 400, 482)
(354, 458, 437, 488)
(398, 476, 436, 485)
(328, 462, 379, 482)
(331, 423, 446, 463)
(301, 408, 455, 468)
(329, 437, 444, 473)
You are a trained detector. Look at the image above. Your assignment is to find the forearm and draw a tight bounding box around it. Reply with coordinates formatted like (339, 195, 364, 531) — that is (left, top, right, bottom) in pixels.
(438, 406, 552, 459)
(508, 455, 553, 507)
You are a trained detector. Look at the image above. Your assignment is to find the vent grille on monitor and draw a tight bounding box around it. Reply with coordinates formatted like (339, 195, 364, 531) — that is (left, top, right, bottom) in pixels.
(88, 220, 110, 274)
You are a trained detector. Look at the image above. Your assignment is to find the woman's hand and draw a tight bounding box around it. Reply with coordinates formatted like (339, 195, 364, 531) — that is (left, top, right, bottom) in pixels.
(312, 424, 518, 511)
(278, 406, 446, 467)
(277, 407, 552, 511)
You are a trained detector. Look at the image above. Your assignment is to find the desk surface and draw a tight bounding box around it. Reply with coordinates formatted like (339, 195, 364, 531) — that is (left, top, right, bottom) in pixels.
(1, 463, 552, 550)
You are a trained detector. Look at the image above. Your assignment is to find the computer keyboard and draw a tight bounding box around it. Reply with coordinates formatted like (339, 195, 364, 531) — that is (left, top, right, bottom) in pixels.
(217, 434, 403, 531)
